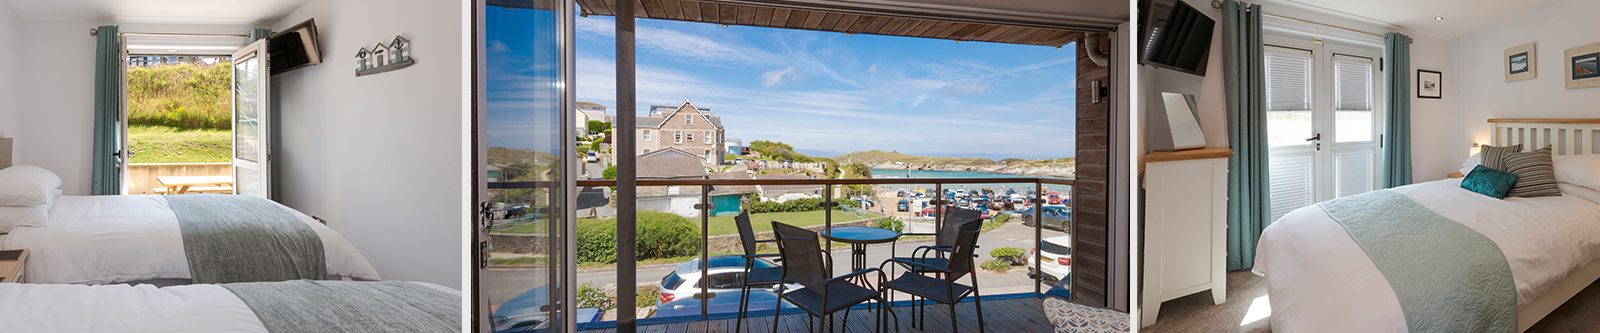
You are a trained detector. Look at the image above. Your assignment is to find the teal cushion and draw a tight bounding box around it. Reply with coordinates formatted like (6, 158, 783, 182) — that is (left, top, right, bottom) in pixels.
(1461, 165, 1519, 199)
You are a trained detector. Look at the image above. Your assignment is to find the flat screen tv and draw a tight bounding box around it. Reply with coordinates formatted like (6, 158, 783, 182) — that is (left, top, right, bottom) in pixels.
(1140, 0, 1214, 76)
(268, 19, 322, 76)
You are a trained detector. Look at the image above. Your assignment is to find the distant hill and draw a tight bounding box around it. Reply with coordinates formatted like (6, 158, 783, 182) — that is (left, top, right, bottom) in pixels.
(835, 150, 994, 165)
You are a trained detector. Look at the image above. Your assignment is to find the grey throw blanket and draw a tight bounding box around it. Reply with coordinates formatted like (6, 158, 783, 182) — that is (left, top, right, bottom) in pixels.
(168, 194, 326, 283)
(223, 280, 461, 333)
(1318, 190, 1516, 333)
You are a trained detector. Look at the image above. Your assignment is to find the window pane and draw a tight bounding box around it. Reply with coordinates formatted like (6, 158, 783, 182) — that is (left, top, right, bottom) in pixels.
(1266, 47, 1314, 147)
(1334, 56, 1374, 143)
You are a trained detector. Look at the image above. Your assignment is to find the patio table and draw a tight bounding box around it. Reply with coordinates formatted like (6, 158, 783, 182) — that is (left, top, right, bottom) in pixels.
(820, 226, 901, 286)
(157, 175, 234, 194)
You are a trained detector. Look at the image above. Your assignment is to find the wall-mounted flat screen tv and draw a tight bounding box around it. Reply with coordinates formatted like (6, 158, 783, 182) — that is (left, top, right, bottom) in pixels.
(268, 19, 322, 76)
(1140, 0, 1214, 76)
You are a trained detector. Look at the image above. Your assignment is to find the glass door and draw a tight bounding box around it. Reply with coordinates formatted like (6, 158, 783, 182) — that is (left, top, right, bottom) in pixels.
(1264, 35, 1383, 221)
(477, 0, 574, 331)
(231, 40, 270, 198)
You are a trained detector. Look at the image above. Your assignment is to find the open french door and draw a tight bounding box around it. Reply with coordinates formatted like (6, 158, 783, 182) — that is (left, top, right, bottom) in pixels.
(231, 40, 270, 198)
(1264, 35, 1384, 221)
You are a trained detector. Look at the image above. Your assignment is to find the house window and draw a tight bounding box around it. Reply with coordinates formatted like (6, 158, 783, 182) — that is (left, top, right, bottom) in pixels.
(643, 130, 653, 141)
(704, 131, 713, 144)
(686, 117, 694, 126)
(643, 149, 651, 154)
(686, 131, 694, 143)
(674, 131, 682, 144)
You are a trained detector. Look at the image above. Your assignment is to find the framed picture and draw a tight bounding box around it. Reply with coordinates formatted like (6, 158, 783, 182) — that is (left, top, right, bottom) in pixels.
(1418, 70, 1442, 99)
(1567, 42, 1600, 89)
(1506, 43, 1536, 82)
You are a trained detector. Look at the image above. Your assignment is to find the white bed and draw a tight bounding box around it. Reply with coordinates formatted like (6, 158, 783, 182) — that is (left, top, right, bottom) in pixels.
(0, 281, 458, 332)
(1, 195, 380, 284)
(1255, 119, 1600, 332)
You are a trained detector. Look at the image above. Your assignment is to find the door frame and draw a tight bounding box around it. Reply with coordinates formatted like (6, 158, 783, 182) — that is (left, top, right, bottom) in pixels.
(120, 52, 242, 195)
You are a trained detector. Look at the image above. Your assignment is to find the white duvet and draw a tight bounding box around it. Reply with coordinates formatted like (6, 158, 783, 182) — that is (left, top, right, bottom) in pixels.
(0, 195, 380, 284)
(1254, 179, 1600, 332)
(0, 281, 457, 332)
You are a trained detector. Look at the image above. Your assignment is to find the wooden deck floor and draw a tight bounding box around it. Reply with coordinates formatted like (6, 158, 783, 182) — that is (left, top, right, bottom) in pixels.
(580, 297, 1052, 332)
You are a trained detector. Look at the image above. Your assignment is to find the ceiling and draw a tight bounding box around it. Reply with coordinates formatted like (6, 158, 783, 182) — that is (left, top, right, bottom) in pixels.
(1264, 0, 1554, 38)
(576, 0, 1088, 46)
(1, 0, 309, 25)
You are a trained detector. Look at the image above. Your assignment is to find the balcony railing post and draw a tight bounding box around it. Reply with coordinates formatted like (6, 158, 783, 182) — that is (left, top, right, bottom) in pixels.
(1034, 181, 1045, 295)
(934, 183, 944, 235)
(823, 183, 834, 253)
(698, 185, 711, 320)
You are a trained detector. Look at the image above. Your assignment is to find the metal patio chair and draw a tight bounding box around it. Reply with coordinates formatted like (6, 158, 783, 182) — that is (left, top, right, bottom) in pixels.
(732, 211, 785, 333)
(771, 221, 897, 333)
(881, 218, 986, 332)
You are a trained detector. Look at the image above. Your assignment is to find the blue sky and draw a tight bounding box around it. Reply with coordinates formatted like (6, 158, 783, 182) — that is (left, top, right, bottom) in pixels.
(487, 6, 1078, 160)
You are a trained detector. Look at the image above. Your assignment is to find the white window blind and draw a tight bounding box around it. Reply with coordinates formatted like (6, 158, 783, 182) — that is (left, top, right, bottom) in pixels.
(1269, 152, 1315, 221)
(1334, 55, 1373, 111)
(1266, 48, 1313, 111)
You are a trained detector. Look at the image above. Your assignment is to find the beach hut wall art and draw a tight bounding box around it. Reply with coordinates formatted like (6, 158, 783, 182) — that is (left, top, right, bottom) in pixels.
(356, 35, 416, 77)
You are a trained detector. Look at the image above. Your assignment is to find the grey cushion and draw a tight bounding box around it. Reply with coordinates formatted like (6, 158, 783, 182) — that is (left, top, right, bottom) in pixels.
(1480, 144, 1522, 171)
(1503, 146, 1561, 197)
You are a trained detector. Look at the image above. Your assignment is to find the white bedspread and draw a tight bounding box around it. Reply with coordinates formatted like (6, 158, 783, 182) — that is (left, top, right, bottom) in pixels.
(1254, 179, 1600, 332)
(0, 281, 457, 332)
(1, 195, 380, 284)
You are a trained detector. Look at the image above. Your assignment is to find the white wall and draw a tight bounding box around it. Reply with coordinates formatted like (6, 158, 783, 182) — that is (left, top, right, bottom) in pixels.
(1442, 0, 1600, 177)
(271, 0, 462, 287)
(1406, 35, 1457, 182)
(0, 1, 20, 139)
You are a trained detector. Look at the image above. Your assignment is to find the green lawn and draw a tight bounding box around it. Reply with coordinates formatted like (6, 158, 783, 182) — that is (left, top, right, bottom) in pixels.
(494, 209, 882, 236)
(128, 125, 231, 163)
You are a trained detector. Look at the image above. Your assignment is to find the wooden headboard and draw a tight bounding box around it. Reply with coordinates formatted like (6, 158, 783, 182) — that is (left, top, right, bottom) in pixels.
(1490, 119, 1600, 156)
(0, 138, 11, 169)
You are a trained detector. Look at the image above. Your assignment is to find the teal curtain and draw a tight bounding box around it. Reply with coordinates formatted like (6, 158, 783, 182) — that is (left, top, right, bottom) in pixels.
(1222, 0, 1269, 271)
(1384, 33, 1413, 188)
(90, 25, 122, 195)
(248, 28, 271, 43)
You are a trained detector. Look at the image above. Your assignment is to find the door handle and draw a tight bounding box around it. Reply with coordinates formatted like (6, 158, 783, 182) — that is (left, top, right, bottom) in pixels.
(1304, 133, 1321, 142)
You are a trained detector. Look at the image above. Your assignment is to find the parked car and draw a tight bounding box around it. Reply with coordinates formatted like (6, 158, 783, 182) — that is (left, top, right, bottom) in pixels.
(1021, 206, 1071, 231)
(584, 152, 600, 163)
(897, 199, 911, 212)
(651, 289, 796, 318)
(1046, 192, 1064, 205)
(491, 287, 603, 332)
(658, 255, 781, 305)
(1027, 236, 1072, 283)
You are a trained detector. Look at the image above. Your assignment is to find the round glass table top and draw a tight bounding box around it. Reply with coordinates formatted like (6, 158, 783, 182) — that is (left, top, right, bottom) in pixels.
(820, 226, 901, 244)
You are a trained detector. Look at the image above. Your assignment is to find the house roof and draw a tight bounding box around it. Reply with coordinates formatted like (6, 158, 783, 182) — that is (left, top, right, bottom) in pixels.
(639, 148, 708, 179)
(637, 100, 722, 130)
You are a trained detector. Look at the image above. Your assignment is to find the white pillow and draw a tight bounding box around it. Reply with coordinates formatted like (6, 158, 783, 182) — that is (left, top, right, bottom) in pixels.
(1553, 154, 1600, 189)
(1459, 152, 1484, 175)
(0, 205, 48, 233)
(0, 165, 63, 207)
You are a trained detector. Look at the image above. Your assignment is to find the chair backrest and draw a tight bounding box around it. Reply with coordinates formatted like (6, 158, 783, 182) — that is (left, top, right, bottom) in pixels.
(943, 218, 983, 281)
(939, 207, 981, 246)
(772, 222, 830, 291)
(734, 211, 759, 256)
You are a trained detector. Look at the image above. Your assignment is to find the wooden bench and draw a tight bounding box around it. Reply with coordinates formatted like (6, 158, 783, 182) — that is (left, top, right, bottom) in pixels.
(152, 186, 234, 194)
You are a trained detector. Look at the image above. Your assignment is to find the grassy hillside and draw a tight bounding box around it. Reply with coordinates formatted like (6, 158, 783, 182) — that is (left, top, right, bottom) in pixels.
(128, 125, 231, 163)
(127, 62, 232, 129)
(835, 150, 995, 165)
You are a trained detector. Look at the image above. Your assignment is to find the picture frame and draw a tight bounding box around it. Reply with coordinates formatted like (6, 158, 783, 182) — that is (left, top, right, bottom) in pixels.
(1566, 42, 1600, 90)
(1506, 42, 1536, 82)
(1417, 70, 1442, 99)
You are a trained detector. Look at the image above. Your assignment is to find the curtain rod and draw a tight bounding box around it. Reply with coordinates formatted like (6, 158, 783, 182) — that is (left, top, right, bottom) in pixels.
(89, 28, 249, 38)
(1210, 0, 1400, 41)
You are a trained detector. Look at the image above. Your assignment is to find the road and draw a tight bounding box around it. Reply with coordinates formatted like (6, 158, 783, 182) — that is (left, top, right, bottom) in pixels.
(480, 219, 1070, 308)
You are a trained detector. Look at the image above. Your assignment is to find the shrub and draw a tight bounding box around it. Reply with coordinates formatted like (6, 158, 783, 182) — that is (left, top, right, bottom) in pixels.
(637, 285, 661, 307)
(873, 217, 904, 233)
(577, 282, 614, 310)
(746, 197, 861, 214)
(575, 211, 701, 265)
(991, 247, 1026, 266)
(980, 259, 1011, 273)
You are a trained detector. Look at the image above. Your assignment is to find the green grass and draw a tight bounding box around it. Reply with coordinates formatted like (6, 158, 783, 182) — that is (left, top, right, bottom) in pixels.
(127, 125, 231, 163)
(494, 209, 883, 236)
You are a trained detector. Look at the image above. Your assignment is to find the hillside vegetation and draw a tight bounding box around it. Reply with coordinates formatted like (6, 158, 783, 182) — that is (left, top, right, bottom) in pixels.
(127, 62, 233, 129)
(835, 150, 995, 165)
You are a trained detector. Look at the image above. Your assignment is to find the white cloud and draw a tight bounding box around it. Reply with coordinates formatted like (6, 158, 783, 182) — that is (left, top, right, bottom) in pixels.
(760, 66, 796, 87)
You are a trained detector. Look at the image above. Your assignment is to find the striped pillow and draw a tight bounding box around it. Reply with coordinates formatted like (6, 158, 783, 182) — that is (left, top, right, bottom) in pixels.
(1503, 146, 1561, 197)
(1480, 144, 1522, 171)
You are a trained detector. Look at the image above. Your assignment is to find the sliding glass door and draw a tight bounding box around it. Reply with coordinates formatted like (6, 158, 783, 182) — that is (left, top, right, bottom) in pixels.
(476, 0, 575, 332)
(1264, 35, 1384, 221)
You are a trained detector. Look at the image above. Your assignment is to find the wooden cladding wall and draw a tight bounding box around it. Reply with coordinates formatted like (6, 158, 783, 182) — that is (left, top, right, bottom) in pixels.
(1072, 33, 1112, 308)
(574, 0, 1084, 46)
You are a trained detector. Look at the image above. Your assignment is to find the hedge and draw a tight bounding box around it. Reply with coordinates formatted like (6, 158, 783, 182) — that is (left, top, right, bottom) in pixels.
(745, 197, 861, 214)
(991, 247, 1026, 266)
(576, 211, 701, 264)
